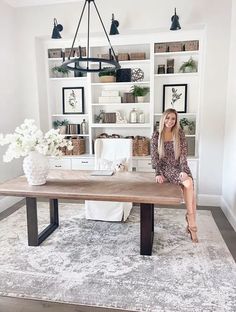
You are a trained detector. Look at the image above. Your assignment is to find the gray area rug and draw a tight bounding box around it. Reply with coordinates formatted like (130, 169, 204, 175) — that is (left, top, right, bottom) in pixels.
(0, 203, 235, 312)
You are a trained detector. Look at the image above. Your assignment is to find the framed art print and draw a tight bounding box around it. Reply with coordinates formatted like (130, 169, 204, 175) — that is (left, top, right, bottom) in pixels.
(62, 87, 84, 114)
(163, 84, 187, 113)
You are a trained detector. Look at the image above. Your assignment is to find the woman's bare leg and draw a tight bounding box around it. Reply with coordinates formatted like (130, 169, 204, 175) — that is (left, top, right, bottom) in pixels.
(182, 177, 198, 242)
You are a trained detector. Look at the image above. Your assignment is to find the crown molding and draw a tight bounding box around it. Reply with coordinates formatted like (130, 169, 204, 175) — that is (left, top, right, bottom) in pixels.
(4, 0, 81, 7)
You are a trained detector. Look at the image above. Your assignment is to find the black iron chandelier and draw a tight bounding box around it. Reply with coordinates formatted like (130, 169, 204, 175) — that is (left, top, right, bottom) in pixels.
(62, 0, 120, 73)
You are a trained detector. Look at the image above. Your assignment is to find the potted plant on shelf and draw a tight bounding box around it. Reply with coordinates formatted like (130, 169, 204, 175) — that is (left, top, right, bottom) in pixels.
(180, 118, 195, 135)
(51, 65, 69, 78)
(53, 119, 69, 134)
(130, 85, 149, 103)
(98, 68, 116, 83)
(179, 57, 198, 73)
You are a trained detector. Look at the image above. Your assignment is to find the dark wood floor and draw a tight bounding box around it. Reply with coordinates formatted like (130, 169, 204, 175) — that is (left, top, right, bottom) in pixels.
(0, 202, 235, 312)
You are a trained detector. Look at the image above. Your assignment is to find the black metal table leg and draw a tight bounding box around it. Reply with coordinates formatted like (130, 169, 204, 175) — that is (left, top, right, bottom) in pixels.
(26, 197, 59, 246)
(140, 203, 154, 256)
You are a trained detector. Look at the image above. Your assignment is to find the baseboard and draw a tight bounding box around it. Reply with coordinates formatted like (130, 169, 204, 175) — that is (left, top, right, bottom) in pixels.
(0, 196, 23, 213)
(221, 197, 236, 232)
(197, 194, 221, 206)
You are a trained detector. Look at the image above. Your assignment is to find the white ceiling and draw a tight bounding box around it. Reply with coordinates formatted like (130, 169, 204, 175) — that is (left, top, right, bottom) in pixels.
(4, 0, 81, 7)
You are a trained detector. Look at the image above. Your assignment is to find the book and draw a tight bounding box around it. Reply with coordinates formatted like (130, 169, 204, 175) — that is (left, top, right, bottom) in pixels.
(91, 170, 115, 176)
(101, 90, 120, 97)
(98, 96, 121, 103)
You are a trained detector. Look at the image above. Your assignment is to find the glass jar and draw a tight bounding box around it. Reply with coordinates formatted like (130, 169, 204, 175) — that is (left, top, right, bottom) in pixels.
(157, 64, 165, 74)
(129, 108, 138, 123)
(138, 111, 145, 123)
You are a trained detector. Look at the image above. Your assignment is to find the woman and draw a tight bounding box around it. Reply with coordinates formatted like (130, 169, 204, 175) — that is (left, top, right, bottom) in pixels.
(151, 108, 198, 243)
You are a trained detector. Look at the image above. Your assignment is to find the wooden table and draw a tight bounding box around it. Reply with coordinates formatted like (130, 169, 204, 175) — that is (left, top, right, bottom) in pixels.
(0, 170, 183, 256)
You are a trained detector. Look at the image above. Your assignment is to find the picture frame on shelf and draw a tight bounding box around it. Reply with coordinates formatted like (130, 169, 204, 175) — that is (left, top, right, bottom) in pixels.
(62, 87, 84, 114)
(163, 84, 187, 113)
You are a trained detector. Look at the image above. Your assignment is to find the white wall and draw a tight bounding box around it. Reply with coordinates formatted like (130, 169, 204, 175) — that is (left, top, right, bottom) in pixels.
(221, 1, 236, 230)
(1, 0, 234, 214)
(0, 0, 24, 211)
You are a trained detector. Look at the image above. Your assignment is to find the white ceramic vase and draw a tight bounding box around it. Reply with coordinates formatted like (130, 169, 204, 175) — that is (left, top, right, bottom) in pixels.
(23, 151, 49, 185)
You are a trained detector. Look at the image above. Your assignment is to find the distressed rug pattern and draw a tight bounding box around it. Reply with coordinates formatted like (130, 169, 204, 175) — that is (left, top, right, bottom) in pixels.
(0, 203, 235, 312)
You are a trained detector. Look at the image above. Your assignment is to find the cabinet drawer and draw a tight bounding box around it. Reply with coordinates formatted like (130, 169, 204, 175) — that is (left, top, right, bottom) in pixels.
(137, 159, 154, 172)
(71, 158, 95, 170)
(49, 158, 71, 170)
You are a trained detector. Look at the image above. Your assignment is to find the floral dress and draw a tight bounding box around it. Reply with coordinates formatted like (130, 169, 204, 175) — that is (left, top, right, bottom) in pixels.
(151, 128, 192, 184)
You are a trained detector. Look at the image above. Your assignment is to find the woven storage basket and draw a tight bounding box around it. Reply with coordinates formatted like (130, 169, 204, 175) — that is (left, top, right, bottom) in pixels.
(71, 138, 85, 155)
(132, 137, 150, 156)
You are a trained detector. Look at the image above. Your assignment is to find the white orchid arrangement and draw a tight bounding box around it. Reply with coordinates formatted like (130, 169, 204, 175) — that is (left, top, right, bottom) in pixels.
(0, 119, 73, 162)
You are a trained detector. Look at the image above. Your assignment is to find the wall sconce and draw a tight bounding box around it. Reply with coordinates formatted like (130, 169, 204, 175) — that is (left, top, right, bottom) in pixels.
(170, 8, 181, 31)
(51, 18, 63, 39)
(109, 13, 119, 35)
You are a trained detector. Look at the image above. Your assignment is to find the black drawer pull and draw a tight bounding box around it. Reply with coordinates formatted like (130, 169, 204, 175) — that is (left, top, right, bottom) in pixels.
(55, 165, 62, 168)
(81, 161, 88, 164)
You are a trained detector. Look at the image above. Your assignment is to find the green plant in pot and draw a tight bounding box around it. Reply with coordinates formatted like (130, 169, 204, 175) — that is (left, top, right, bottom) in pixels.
(179, 57, 198, 73)
(180, 118, 195, 135)
(53, 119, 69, 134)
(130, 85, 149, 102)
(98, 67, 116, 83)
(51, 65, 69, 78)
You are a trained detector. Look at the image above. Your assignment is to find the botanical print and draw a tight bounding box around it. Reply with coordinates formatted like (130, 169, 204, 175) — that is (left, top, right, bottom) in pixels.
(63, 87, 84, 114)
(163, 84, 187, 113)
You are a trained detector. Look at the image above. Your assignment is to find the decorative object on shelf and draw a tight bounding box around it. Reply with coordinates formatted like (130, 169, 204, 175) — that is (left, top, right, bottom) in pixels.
(116, 68, 131, 82)
(74, 70, 86, 78)
(53, 119, 69, 134)
(123, 92, 135, 103)
(168, 41, 182, 52)
(51, 65, 69, 78)
(129, 108, 138, 123)
(61, 0, 120, 73)
(98, 67, 116, 82)
(99, 90, 121, 103)
(167, 59, 174, 74)
(129, 52, 146, 60)
(170, 8, 181, 31)
(95, 110, 106, 123)
(81, 119, 88, 134)
(109, 13, 119, 35)
(157, 64, 165, 74)
(163, 84, 187, 113)
(133, 136, 150, 156)
(104, 112, 117, 123)
(117, 53, 129, 61)
(138, 111, 145, 123)
(180, 118, 195, 135)
(51, 18, 63, 39)
(179, 57, 198, 73)
(131, 68, 144, 82)
(183, 40, 199, 51)
(70, 138, 85, 155)
(116, 111, 127, 124)
(130, 85, 149, 103)
(62, 87, 84, 114)
(154, 43, 168, 53)
(0, 119, 72, 185)
(154, 121, 160, 131)
(67, 124, 80, 135)
(48, 48, 62, 58)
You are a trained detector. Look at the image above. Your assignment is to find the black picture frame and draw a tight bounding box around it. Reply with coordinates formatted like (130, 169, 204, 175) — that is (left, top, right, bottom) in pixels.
(62, 87, 84, 114)
(163, 84, 187, 113)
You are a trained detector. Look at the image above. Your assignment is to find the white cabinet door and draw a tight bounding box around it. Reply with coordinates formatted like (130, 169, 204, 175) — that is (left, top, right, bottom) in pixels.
(49, 158, 71, 170)
(71, 158, 95, 170)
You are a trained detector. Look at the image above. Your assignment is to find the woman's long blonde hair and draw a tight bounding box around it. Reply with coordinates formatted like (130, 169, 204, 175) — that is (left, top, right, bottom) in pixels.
(158, 108, 180, 160)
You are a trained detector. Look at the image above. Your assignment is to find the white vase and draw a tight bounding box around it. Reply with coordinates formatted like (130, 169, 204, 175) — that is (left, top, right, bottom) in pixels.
(23, 151, 49, 185)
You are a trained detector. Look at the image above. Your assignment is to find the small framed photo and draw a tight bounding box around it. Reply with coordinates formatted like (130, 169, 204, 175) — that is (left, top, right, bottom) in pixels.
(163, 84, 187, 113)
(62, 87, 84, 114)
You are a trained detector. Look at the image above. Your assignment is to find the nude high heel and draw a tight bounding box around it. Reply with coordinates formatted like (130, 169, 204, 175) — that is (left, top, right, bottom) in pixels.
(185, 213, 199, 243)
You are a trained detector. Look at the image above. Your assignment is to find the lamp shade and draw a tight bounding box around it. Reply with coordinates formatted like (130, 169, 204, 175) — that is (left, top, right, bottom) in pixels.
(170, 8, 181, 31)
(109, 14, 119, 35)
(51, 18, 63, 39)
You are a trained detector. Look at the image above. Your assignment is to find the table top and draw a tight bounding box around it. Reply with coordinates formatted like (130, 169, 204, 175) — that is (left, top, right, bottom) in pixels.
(0, 170, 183, 205)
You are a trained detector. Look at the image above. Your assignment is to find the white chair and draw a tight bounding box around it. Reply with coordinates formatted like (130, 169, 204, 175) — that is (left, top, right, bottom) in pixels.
(85, 138, 133, 221)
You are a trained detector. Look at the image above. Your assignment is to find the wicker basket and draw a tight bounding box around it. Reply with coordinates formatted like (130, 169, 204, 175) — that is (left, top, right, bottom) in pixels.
(132, 137, 150, 156)
(129, 52, 146, 60)
(71, 138, 85, 155)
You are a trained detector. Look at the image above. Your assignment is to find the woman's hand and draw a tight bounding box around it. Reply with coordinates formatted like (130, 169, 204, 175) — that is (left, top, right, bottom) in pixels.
(155, 175, 165, 183)
(179, 172, 188, 182)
